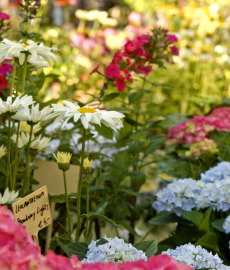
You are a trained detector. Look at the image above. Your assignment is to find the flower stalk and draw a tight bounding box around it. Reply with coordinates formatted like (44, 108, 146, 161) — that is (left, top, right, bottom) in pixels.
(12, 121, 20, 190)
(21, 52, 29, 94)
(63, 170, 72, 241)
(7, 115, 12, 189)
(76, 128, 86, 242)
(10, 59, 17, 96)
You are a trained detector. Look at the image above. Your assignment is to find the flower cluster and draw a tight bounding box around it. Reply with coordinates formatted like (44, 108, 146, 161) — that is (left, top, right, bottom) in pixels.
(167, 107, 230, 146)
(92, 28, 179, 92)
(0, 205, 192, 270)
(0, 39, 58, 66)
(82, 236, 147, 263)
(185, 138, 218, 157)
(200, 161, 230, 183)
(223, 215, 230, 234)
(153, 162, 230, 214)
(152, 178, 203, 215)
(163, 243, 229, 270)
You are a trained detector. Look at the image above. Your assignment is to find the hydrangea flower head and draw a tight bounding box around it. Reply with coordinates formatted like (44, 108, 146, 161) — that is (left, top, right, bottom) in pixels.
(82, 236, 147, 263)
(163, 243, 229, 270)
(200, 162, 230, 183)
(152, 178, 203, 215)
(223, 215, 230, 234)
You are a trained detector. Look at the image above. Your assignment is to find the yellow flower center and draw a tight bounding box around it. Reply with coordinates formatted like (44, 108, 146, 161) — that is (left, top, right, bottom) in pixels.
(77, 108, 97, 114)
(22, 45, 28, 48)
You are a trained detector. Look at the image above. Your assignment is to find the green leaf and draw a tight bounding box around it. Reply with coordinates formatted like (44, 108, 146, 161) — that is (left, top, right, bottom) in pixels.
(29, 176, 39, 185)
(96, 237, 109, 246)
(81, 212, 124, 230)
(146, 137, 166, 155)
(128, 92, 142, 104)
(89, 185, 109, 192)
(149, 213, 180, 225)
(102, 93, 120, 102)
(195, 232, 219, 254)
(212, 219, 225, 233)
(65, 242, 88, 260)
(180, 211, 204, 227)
(119, 221, 139, 236)
(88, 169, 99, 184)
(94, 124, 114, 140)
(130, 129, 147, 142)
(0, 167, 8, 176)
(134, 240, 158, 258)
(117, 188, 141, 198)
(55, 237, 71, 258)
(49, 194, 66, 203)
(199, 207, 212, 232)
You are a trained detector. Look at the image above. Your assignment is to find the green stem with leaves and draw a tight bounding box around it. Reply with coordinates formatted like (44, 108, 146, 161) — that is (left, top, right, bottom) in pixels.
(22, 125, 33, 197)
(63, 170, 72, 241)
(21, 53, 29, 94)
(12, 121, 20, 190)
(7, 115, 12, 189)
(85, 174, 89, 240)
(10, 59, 17, 96)
(76, 128, 86, 242)
(16, 66, 22, 95)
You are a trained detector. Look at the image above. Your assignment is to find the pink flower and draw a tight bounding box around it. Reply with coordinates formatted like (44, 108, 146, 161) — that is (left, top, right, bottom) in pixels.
(0, 12, 10, 20)
(105, 63, 121, 79)
(137, 65, 152, 75)
(90, 64, 101, 75)
(0, 63, 13, 76)
(115, 78, 126, 92)
(0, 75, 8, 90)
(170, 46, 179, 56)
(122, 69, 133, 82)
(167, 35, 178, 43)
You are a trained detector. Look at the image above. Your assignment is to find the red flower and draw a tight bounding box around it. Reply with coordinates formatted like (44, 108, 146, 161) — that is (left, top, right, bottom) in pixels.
(122, 69, 133, 83)
(137, 65, 152, 75)
(0, 12, 10, 20)
(170, 45, 179, 56)
(90, 64, 101, 75)
(105, 63, 121, 79)
(115, 78, 126, 92)
(0, 63, 13, 76)
(167, 34, 178, 43)
(0, 75, 8, 90)
(125, 39, 143, 52)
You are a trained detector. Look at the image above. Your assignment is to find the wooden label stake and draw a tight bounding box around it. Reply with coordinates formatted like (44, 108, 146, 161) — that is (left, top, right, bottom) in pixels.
(12, 186, 52, 245)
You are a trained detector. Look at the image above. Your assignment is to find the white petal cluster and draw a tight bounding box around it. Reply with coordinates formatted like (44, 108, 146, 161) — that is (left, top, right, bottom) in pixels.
(82, 236, 147, 264)
(13, 103, 53, 124)
(163, 243, 229, 270)
(0, 188, 20, 204)
(0, 145, 7, 159)
(0, 38, 58, 66)
(223, 215, 230, 234)
(51, 100, 125, 131)
(11, 132, 52, 151)
(20, 121, 41, 134)
(0, 95, 34, 116)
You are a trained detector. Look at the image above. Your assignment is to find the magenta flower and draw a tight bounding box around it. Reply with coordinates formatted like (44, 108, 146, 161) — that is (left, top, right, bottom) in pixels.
(137, 65, 152, 75)
(0, 12, 10, 20)
(115, 78, 126, 92)
(105, 63, 121, 79)
(167, 34, 178, 43)
(170, 45, 179, 56)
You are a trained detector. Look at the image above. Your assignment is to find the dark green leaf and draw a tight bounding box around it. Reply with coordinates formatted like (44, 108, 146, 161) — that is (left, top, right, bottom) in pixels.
(128, 92, 142, 104)
(119, 221, 139, 236)
(96, 237, 109, 246)
(94, 124, 114, 140)
(134, 240, 158, 258)
(180, 211, 204, 227)
(195, 232, 219, 254)
(65, 242, 88, 260)
(149, 213, 180, 225)
(212, 219, 225, 233)
(117, 188, 141, 198)
(199, 208, 212, 233)
(102, 93, 120, 102)
(55, 237, 71, 258)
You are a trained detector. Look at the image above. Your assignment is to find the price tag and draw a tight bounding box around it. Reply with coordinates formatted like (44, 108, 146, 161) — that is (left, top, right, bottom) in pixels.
(12, 186, 52, 234)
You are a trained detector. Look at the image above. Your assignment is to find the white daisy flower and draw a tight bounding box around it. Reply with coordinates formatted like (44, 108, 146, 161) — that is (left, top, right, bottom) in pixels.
(20, 121, 41, 134)
(51, 100, 125, 130)
(11, 132, 34, 148)
(0, 188, 20, 204)
(0, 38, 58, 66)
(30, 134, 52, 151)
(0, 95, 34, 117)
(0, 145, 7, 159)
(13, 103, 53, 124)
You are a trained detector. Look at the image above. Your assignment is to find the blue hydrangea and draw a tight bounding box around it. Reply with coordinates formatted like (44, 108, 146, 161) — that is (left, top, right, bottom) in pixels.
(152, 178, 204, 215)
(200, 162, 230, 183)
(195, 178, 230, 212)
(223, 215, 230, 234)
(163, 243, 230, 270)
(82, 236, 147, 263)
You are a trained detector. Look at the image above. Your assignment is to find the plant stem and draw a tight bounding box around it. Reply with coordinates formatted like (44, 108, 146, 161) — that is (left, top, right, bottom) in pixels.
(16, 66, 22, 95)
(22, 125, 33, 197)
(7, 115, 12, 189)
(12, 121, 20, 190)
(10, 59, 17, 96)
(85, 174, 89, 240)
(76, 128, 86, 242)
(21, 53, 29, 94)
(63, 170, 72, 241)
